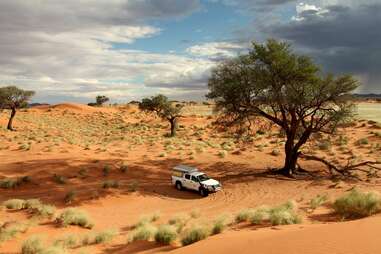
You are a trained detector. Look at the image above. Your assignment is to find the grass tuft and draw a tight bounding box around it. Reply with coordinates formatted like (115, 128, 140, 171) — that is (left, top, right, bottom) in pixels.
(181, 226, 209, 246)
(333, 189, 381, 219)
(57, 208, 94, 229)
(154, 225, 177, 245)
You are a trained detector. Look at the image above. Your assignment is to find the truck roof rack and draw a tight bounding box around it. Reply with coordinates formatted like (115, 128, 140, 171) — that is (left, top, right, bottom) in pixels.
(173, 164, 198, 173)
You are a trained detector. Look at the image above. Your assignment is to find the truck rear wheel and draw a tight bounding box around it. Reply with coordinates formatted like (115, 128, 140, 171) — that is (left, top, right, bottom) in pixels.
(199, 187, 209, 197)
(175, 181, 183, 191)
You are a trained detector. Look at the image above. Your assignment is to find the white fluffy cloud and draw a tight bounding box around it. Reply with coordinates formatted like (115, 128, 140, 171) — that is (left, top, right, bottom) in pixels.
(186, 42, 247, 59)
(0, 0, 209, 103)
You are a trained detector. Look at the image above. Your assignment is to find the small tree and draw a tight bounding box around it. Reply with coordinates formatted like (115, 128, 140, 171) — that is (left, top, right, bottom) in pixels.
(0, 86, 35, 130)
(139, 95, 182, 137)
(207, 39, 358, 176)
(96, 95, 109, 106)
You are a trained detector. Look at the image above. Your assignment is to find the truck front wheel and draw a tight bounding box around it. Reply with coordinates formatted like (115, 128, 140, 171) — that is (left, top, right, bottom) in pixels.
(175, 181, 183, 191)
(199, 187, 209, 197)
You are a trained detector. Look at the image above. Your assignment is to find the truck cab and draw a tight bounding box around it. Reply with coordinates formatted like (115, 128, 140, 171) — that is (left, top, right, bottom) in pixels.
(171, 164, 221, 197)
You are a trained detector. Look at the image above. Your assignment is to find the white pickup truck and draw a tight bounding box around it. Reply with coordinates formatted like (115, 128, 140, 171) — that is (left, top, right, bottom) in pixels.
(171, 164, 222, 197)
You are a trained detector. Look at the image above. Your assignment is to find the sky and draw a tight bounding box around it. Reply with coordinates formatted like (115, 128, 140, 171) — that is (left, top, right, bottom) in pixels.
(0, 0, 380, 103)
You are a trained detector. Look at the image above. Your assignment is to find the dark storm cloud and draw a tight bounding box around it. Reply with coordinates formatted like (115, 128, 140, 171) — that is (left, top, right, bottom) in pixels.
(267, 3, 381, 93)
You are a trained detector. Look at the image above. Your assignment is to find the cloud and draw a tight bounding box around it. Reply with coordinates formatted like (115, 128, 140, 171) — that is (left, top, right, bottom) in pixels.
(0, 0, 204, 103)
(266, 1, 381, 93)
(186, 42, 247, 60)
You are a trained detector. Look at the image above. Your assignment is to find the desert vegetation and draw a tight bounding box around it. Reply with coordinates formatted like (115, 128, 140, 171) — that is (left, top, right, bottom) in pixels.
(0, 40, 380, 253)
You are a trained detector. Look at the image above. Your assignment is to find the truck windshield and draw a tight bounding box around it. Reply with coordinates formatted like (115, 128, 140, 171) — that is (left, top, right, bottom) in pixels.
(198, 174, 210, 182)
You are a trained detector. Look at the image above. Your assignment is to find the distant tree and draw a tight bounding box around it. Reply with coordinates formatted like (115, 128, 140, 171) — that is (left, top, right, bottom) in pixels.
(139, 94, 183, 137)
(0, 86, 35, 130)
(207, 39, 358, 176)
(95, 95, 109, 106)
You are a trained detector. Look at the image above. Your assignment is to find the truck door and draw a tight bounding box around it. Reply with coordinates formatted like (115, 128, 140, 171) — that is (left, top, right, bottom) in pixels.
(191, 176, 200, 190)
(184, 174, 192, 189)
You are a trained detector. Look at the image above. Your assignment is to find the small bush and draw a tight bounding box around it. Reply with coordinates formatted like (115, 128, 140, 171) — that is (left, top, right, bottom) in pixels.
(218, 150, 227, 158)
(317, 140, 331, 151)
(94, 229, 118, 244)
(356, 138, 369, 146)
(309, 194, 328, 210)
(130, 224, 157, 242)
(54, 234, 77, 248)
(271, 149, 280, 156)
(57, 208, 94, 229)
(129, 180, 139, 192)
(21, 236, 44, 254)
(269, 201, 301, 226)
(211, 216, 228, 235)
(3, 199, 26, 210)
(154, 225, 177, 244)
(181, 226, 209, 246)
(64, 190, 76, 204)
(250, 207, 270, 225)
(333, 189, 381, 219)
(0, 178, 20, 189)
(53, 174, 67, 184)
(0, 221, 29, 243)
(102, 180, 119, 189)
(120, 164, 128, 173)
(235, 209, 255, 223)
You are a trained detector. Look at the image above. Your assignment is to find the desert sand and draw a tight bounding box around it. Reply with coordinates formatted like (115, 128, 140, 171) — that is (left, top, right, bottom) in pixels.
(0, 103, 381, 253)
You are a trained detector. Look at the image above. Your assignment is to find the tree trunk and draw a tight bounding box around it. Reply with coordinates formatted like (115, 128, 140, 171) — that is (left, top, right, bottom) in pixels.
(169, 118, 177, 137)
(7, 107, 16, 131)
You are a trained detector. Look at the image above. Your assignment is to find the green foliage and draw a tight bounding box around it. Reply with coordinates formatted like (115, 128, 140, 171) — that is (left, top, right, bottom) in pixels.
(3, 199, 26, 210)
(94, 229, 118, 244)
(181, 226, 209, 246)
(57, 208, 94, 229)
(95, 95, 109, 106)
(102, 180, 119, 189)
(64, 190, 76, 204)
(21, 236, 44, 254)
(268, 201, 301, 225)
(235, 209, 255, 223)
(154, 225, 177, 244)
(139, 94, 183, 137)
(211, 216, 228, 235)
(309, 194, 328, 210)
(53, 174, 67, 184)
(207, 39, 358, 172)
(130, 224, 157, 242)
(356, 138, 369, 146)
(333, 189, 381, 219)
(249, 207, 270, 225)
(103, 165, 111, 176)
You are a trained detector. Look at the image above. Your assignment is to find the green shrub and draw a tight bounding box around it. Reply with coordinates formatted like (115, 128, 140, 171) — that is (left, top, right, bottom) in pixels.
(309, 194, 328, 210)
(269, 201, 301, 226)
(102, 180, 119, 189)
(333, 189, 381, 219)
(130, 224, 157, 242)
(94, 229, 118, 244)
(250, 207, 270, 225)
(21, 236, 44, 254)
(120, 164, 128, 173)
(0, 178, 20, 189)
(211, 216, 228, 235)
(57, 208, 94, 229)
(54, 234, 78, 248)
(64, 190, 76, 204)
(129, 180, 139, 192)
(218, 150, 227, 158)
(181, 226, 209, 246)
(317, 140, 331, 151)
(356, 138, 369, 146)
(53, 174, 67, 184)
(271, 149, 280, 156)
(0, 221, 29, 243)
(154, 225, 177, 244)
(235, 209, 255, 223)
(3, 199, 26, 210)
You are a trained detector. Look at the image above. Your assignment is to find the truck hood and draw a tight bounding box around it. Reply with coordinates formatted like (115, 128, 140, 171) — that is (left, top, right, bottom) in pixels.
(200, 179, 220, 186)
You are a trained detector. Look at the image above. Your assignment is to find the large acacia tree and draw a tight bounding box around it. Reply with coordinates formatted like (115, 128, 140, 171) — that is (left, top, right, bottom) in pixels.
(0, 86, 35, 130)
(139, 94, 182, 137)
(207, 39, 358, 176)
